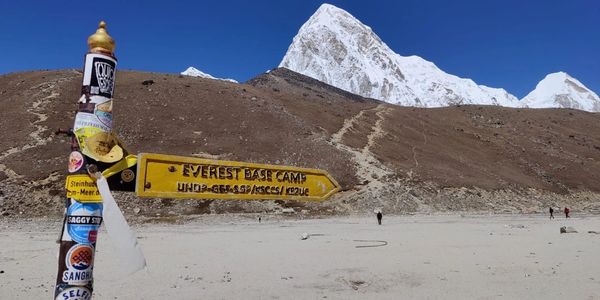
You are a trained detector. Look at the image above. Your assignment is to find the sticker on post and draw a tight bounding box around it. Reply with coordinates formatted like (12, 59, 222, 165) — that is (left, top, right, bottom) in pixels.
(73, 112, 110, 151)
(65, 175, 102, 203)
(121, 169, 135, 183)
(82, 131, 124, 163)
(68, 151, 85, 173)
(66, 201, 103, 244)
(55, 286, 92, 300)
(74, 112, 111, 133)
(62, 244, 94, 285)
(82, 53, 117, 98)
(94, 99, 113, 128)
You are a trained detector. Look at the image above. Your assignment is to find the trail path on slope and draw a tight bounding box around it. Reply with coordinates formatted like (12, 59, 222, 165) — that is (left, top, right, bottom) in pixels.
(330, 109, 366, 144)
(328, 104, 434, 213)
(0, 73, 78, 181)
(329, 104, 393, 190)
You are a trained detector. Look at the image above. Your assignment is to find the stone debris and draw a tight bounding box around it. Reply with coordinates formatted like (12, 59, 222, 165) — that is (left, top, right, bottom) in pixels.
(282, 208, 295, 214)
(507, 224, 526, 229)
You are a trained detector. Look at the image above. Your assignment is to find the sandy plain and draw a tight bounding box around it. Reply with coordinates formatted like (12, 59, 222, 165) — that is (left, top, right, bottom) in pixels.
(1, 214, 599, 299)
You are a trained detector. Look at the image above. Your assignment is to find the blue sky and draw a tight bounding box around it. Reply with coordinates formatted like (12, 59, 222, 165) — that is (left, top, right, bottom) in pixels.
(1, 0, 598, 98)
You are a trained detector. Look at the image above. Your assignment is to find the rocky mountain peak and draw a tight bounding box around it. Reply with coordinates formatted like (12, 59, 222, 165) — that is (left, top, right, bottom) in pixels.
(181, 66, 238, 83)
(279, 3, 519, 108)
(521, 72, 600, 112)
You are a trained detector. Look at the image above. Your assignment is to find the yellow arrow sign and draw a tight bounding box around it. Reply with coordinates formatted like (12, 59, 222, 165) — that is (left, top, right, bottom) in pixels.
(135, 153, 340, 201)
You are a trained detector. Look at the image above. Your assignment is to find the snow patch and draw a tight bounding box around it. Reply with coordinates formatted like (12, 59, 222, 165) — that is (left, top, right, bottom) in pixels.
(181, 67, 238, 83)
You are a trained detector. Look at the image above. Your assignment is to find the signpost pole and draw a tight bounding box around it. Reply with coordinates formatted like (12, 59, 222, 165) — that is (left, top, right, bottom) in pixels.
(54, 21, 118, 300)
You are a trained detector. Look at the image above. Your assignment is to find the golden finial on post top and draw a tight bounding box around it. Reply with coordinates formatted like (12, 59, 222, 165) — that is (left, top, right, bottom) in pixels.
(87, 21, 115, 54)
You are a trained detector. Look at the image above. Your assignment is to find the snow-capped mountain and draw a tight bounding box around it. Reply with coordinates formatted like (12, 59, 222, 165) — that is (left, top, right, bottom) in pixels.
(520, 72, 600, 112)
(279, 3, 519, 107)
(181, 67, 238, 83)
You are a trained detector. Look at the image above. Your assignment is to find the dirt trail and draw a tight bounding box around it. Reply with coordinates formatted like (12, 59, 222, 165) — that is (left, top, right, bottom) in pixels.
(409, 119, 429, 172)
(328, 104, 437, 213)
(0, 75, 76, 181)
(330, 110, 366, 145)
(329, 104, 393, 190)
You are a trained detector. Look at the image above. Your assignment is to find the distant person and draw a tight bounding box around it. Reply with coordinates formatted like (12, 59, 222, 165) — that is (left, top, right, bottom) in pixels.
(564, 207, 570, 218)
(376, 211, 383, 225)
(549, 207, 554, 219)
(259, 217, 262, 223)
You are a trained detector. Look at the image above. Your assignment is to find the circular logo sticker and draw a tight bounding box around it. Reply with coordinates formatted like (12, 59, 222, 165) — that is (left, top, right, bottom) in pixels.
(68, 151, 84, 173)
(66, 244, 94, 271)
(121, 169, 135, 183)
(62, 244, 94, 285)
(67, 202, 103, 244)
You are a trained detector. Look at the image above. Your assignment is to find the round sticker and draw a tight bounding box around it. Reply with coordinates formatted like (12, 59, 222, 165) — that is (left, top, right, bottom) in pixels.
(121, 169, 135, 183)
(66, 202, 103, 244)
(62, 244, 95, 285)
(55, 286, 91, 300)
(66, 244, 94, 271)
(68, 152, 85, 173)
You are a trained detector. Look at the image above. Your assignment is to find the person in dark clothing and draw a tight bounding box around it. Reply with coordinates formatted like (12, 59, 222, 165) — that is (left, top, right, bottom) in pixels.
(258, 217, 261, 223)
(564, 207, 570, 218)
(376, 211, 383, 225)
(549, 207, 554, 219)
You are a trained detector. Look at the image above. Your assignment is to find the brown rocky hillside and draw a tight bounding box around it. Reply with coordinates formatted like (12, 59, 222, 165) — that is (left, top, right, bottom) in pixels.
(1, 68, 599, 217)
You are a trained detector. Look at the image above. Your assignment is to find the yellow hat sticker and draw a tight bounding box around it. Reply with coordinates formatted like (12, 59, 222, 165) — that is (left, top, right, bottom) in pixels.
(83, 132, 124, 163)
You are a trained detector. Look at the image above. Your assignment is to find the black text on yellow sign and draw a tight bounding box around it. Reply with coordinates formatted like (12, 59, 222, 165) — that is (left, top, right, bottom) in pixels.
(135, 153, 340, 201)
(65, 175, 102, 203)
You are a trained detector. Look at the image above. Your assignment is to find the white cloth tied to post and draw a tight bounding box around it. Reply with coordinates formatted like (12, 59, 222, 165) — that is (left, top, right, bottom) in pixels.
(95, 172, 147, 274)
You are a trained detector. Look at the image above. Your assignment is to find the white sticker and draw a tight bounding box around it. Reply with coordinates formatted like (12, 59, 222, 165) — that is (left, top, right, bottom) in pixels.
(73, 112, 110, 132)
(55, 286, 91, 300)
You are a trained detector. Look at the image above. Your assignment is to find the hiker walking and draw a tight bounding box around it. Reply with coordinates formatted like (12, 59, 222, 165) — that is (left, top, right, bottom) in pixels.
(376, 211, 383, 225)
(549, 207, 554, 219)
(564, 207, 570, 218)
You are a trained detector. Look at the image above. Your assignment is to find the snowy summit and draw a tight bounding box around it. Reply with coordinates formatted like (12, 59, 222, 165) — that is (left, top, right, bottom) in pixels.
(520, 72, 600, 112)
(181, 67, 238, 83)
(279, 3, 519, 108)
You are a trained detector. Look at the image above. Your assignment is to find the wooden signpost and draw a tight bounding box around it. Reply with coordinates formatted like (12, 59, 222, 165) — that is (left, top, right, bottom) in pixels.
(54, 22, 340, 299)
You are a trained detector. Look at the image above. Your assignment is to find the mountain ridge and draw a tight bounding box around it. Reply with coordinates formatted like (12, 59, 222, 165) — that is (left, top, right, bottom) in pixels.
(1, 68, 600, 217)
(279, 3, 598, 112)
(280, 3, 520, 108)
